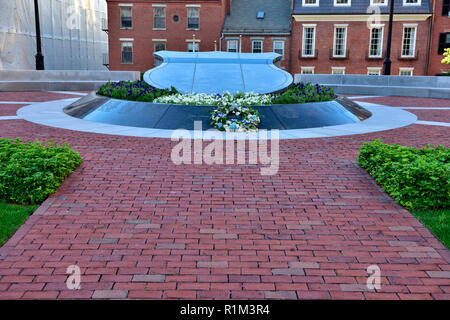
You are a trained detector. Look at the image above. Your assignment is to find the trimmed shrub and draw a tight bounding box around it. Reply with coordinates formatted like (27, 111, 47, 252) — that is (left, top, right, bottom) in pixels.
(97, 80, 178, 102)
(0, 138, 83, 205)
(357, 139, 450, 210)
(271, 82, 335, 104)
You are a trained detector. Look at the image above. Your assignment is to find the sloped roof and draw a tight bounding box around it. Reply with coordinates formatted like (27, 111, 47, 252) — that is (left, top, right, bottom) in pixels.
(292, 0, 431, 15)
(222, 0, 292, 34)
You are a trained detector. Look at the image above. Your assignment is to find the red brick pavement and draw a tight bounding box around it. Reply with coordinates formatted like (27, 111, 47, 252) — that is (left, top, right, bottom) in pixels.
(0, 91, 84, 102)
(353, 96, 450, 108)
(0, 92, 449, 300)
(406, 110, 450, 123)
(0, 104, 27, 116)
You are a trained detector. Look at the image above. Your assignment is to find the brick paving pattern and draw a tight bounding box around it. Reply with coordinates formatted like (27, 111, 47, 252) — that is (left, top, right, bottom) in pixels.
(0, 92, 449, 300)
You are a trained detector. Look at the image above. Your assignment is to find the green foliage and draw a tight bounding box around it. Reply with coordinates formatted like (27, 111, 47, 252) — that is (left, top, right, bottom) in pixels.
(97, 80, 178, 102)
(272, 82, 335, 105)
(357, 139, 450, 210)
(0, 138, 83, 205)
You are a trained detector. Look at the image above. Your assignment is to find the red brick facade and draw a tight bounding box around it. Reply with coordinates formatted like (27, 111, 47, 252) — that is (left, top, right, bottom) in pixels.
(107, 0, 228, 71)
(429, 0, 450, 75)
(290, 19, 431, 76)
(106, 0, 449, 77)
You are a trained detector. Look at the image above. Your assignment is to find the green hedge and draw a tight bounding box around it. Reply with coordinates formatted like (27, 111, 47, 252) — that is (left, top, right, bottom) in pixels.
(0, 138, 83, 205)
(357, 139, 449, 210)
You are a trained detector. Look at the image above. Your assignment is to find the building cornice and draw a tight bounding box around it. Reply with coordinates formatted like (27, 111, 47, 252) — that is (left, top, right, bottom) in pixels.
(293, 14, 431, 22)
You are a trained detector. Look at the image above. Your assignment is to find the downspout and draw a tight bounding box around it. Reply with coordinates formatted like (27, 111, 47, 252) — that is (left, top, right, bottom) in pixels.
(425, 0, 436, 75)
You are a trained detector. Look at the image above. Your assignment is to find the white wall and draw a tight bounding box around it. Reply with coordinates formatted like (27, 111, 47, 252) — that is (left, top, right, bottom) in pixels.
(0, 0, 108, 70)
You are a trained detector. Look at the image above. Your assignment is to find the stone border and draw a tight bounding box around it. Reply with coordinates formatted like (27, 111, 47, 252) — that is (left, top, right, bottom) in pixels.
(17, 98, 417, 140)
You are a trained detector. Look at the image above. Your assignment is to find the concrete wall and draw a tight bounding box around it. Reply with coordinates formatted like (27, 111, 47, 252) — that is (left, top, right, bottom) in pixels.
(295, 74, 450, 98)
(0, 70, 140, 91)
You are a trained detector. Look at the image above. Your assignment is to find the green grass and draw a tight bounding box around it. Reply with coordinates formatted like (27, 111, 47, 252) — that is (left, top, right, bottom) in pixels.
(0, 202, 37, 246)
(411, 210, 450, 249)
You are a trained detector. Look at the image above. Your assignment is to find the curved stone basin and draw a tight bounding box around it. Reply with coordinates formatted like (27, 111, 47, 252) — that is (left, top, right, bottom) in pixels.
(64, 93, 371, 130)
(143, 51, 293, 94)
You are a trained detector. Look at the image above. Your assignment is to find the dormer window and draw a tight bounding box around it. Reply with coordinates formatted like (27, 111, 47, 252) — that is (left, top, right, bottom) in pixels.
(403, 0, 421, 5)
(334, 0, 351, 6)
(370, 0, 387, 5)
(257, 11, 265, 19)
(303, 0, 319, 6)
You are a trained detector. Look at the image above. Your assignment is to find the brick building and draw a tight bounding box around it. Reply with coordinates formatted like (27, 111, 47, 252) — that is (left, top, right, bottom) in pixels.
(429, 0, 450, 75)
(106, 0, 449, 76)
(220, 0, 292, 70)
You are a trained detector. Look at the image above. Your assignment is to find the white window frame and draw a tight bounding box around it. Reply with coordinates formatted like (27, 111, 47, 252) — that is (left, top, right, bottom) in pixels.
(273, 40, 285, 59)
(370, 0, 387, 5)
(227, 40, 238, 52)
(334, 0, 351, 6)
(333, 25, 348, 58)
(302, 0, 320, 6)
(332, 67, 346, 74)
(187, 41, 200, 52)
(119, 5, 133, 29)
(153, 5, 166, 30)
(403, 0, 421, 6)
(120, 40, 133, 64)
(187, 6, 200, 30)
(368, 25, 384, 58)
(399, 67, 414, 76)
(302, 25, 316, 57)
(252, 40, 263, 53)
(301, 67, 315, 74)
(401, 24, 417, 58)
(367, 67, 382, 75)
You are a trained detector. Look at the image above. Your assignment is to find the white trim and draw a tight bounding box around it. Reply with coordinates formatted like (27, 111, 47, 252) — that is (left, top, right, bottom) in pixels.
(331, 67, 346, 74)
(302, 25, 316, 57)
(252, 40, 263, 53)
(273, 40, 285, 59)
(403, 0, 422, 6)
(401, 25, 417, 58)
(334, 0, 352, 6)
(118, 3, 133, 7)
(119, 38, 134, 42)
(185, 39, 201, 43)
(370, 0, 388, 5)
(152, 4, 167, 7)
(293, 14, 431, 22)
(333, 25, 347, 58)
(302, 0, 320, 6)
(186, 4, 201, 7)
(399, 67, 414, 76)
(367, 67, 382, 75)
(301, 66, 315, 74)
(152, 39, 167, 42)
(368, 25, 384, 58)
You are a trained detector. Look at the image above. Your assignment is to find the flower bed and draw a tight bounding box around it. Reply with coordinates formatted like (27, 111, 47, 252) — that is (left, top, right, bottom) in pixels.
(96, 81, 336, 132)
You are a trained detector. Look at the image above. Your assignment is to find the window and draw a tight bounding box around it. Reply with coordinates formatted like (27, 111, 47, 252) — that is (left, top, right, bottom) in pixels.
(187, 42, 199, 52)
(252, 40, 263, 53)
(187, 7, 199, 29)
(153, 7, 166, 29)
(257, 11, 265, 19)
(333, 26, 347, 57)
(332, 67, 345, 74)
(369, 26, 384, 57)
(301, 67, 315, 74)
(371, 0, 387, 5)
(443, 0, 450, 16)
(303, 0, 319, 6)
(120, 7, 132, 29)
(334, 0, 351, 5)
(273, 40, 285, 58)
(403, 0, 421, 5)
(399, 68, 414, 76)
(438, 33, 450, 54)
(302, 26, 316, 57)
(121, 41, 133, 64)
(227, 40, 238, 53)
(367, 67, 381, 75)
(401, 26, 417, 57)
(154, 42, 166, 52)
